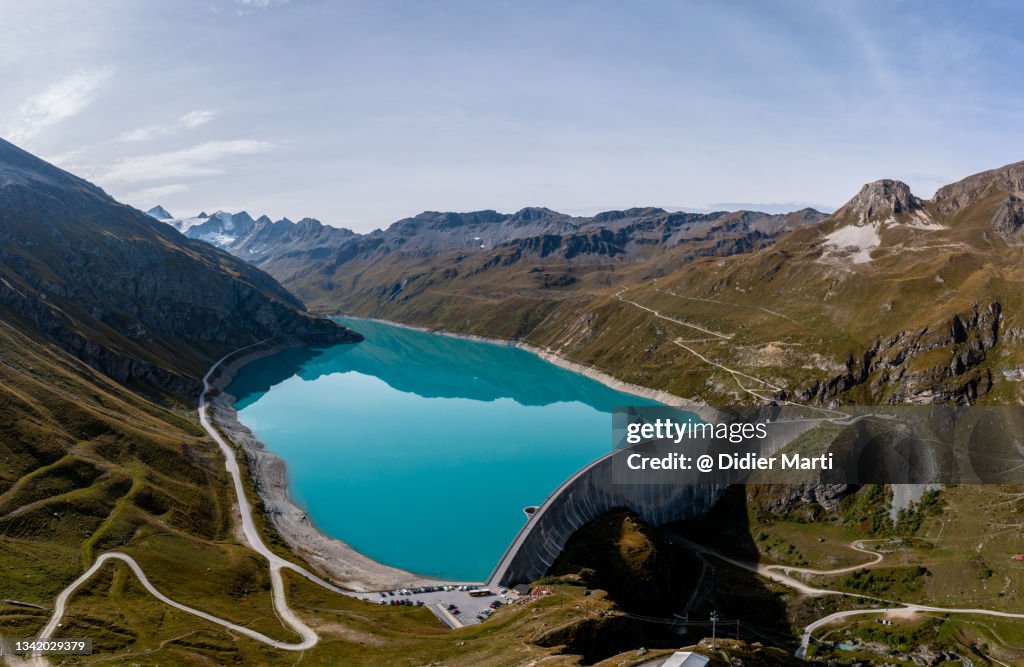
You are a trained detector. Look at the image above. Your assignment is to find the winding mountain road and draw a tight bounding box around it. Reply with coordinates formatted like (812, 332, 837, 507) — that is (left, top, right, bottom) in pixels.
(614, 286, 847, 419)
(29, 340, 358, 662)
(773, 540, 884, 578)
(35, 552, 316, 650)
(197, 341, 355, 599)
(666, 531, 1024, 660)
(615, 288, 732, 339)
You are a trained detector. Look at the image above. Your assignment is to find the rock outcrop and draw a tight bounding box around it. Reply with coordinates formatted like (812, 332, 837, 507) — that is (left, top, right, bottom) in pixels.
(931, 160, 1024, 216)
(799, 302, 1001, 405)
(833, 179, 922, 222)
(990, 194, 1024, 239)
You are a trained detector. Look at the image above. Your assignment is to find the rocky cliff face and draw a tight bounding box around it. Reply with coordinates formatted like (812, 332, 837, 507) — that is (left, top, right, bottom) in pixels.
(833, 179, 922, 222)
(799, 303, 1001, 405)
(930, 160, 1024, 242)
(0, 138, 359, 399)
(932, 160, 1024, 215)
(990, 195, 1024, 239)
(750, 483, 852, 518)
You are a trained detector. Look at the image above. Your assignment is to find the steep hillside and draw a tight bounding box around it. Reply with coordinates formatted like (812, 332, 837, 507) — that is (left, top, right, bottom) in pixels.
(0, 138, 358, 399)
(0, 140, 359, 662)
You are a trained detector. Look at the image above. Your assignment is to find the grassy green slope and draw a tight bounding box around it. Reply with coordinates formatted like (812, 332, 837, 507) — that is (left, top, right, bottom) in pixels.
(0, 312, 290, 650)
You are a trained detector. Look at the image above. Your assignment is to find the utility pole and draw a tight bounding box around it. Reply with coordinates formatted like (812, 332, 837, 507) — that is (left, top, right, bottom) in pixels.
(710, 611, 719, 650)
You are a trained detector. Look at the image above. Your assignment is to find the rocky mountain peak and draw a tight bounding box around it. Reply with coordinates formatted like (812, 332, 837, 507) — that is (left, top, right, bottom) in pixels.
(932, 160, 1024, 216)
(592, 208, 667, 223)
(232, 211, 255, 226)
(511, 206, 559, 221)
(834, 179, 921, 222)
(146, 205, 173, 220)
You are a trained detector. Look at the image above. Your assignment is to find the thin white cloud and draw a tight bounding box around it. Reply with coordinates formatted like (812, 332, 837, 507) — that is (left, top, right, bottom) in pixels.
(116, 127, 159, 142)
(229, 0, 289, 12)
(235, 0, 287, 7)
(101, 139, 274, 183)
(117, 109, 218, 142)
(120, 183, 191, 204)
(4, 67, 113, 142)
(180, 110, 217, 128)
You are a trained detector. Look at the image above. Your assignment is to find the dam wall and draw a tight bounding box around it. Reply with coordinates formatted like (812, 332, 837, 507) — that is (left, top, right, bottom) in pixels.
(487, 452, 725, 587)
(488, 418, 823, 588)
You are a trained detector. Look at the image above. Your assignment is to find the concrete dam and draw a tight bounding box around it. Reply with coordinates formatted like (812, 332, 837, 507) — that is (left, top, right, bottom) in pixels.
(488, 417, 823, 588)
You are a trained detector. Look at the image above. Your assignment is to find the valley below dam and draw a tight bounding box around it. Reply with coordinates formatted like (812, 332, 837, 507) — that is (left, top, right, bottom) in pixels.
(227, 317, 663, 581)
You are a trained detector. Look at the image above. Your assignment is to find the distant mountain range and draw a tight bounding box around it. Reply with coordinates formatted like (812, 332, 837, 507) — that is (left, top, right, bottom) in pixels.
(148, 204, 826, 261)
(149, 160, 1024, 406)
(147, 204, 827, 311)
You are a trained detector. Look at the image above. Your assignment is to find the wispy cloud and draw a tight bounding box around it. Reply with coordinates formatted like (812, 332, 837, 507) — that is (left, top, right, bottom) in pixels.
(235, 0, 287, 7)
(180, 110, 217, 128)
(120, 183, 191, 205)
(117, 109, 218, 142)
(101, 139, 274, 182)
(4, 67, 113, 142)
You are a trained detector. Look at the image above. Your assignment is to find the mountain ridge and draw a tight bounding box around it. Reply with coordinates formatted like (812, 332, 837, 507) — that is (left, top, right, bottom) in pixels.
(0, 138, 359, 399)
(148, 203, 828, 309)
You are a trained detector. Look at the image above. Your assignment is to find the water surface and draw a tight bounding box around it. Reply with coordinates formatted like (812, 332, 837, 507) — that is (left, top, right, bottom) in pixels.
(230, 318, 659, 581)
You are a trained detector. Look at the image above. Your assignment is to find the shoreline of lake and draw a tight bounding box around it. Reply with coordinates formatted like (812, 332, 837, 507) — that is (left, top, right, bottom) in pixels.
(337, 314, 720, 423)
(209, 317, 712, 591)
(208, 339, 448, 592)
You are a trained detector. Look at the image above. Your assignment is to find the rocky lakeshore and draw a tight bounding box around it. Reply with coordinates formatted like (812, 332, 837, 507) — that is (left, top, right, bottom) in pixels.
(207, 339, 449, 592)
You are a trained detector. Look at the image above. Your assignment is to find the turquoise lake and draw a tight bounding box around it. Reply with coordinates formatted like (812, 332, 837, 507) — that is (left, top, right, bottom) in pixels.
(229, 318, 658, 581)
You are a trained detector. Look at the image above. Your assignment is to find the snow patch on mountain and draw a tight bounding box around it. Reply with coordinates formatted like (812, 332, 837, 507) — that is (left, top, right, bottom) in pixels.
(166, 215, 213, 234)
(900, 210, 944, 231)
(147, 206, 309, 250)
(823, 221, 882, 264)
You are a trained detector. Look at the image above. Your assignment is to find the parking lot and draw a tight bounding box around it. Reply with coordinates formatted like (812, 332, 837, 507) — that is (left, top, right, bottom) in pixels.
(355, 584, 518, 627)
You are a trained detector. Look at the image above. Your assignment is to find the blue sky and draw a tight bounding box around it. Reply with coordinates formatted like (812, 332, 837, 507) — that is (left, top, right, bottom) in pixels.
(2, 0, 1024, 231)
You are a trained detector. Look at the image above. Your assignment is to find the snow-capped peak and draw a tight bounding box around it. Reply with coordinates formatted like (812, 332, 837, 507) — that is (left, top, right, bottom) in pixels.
(146, 205, 173, 220)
